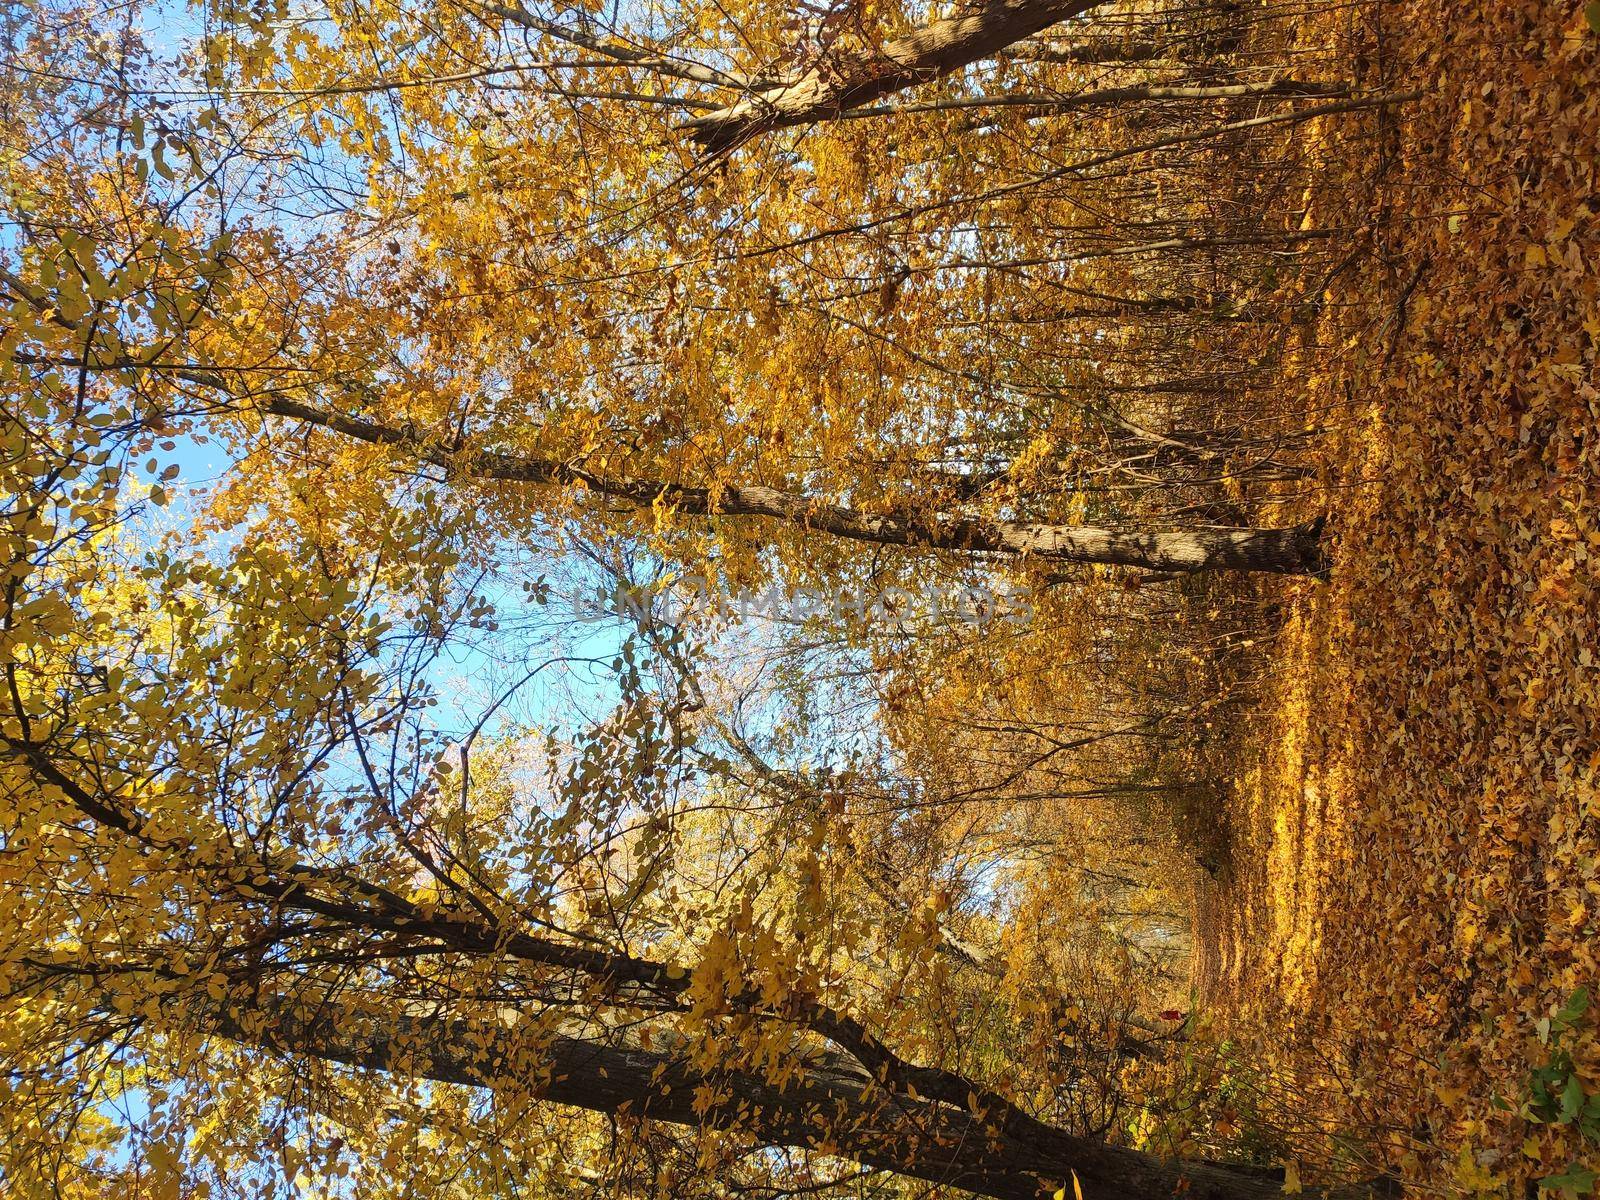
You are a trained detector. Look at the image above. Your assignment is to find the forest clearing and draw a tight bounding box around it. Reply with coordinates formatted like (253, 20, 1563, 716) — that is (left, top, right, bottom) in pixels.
(2, 0, 1597, 1198)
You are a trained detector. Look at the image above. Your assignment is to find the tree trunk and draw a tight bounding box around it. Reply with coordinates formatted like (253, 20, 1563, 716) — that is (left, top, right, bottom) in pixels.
(680, 0, 1105, 151)
(261, 397, 1330, 575)
(194, 991, 1374, 1200)
(12, 687, 1382, 1200)
(1003, 34, 1168, 65)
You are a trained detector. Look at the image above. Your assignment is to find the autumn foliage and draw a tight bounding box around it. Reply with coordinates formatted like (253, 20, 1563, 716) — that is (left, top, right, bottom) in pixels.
(0, 0, 1596, 1198)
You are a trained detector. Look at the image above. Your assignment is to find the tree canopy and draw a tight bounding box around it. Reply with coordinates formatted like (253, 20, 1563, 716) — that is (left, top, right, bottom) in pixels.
(5, 0, 1590, 1198)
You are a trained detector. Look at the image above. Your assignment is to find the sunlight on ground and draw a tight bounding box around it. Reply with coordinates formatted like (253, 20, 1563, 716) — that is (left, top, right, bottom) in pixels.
(1211, 2, 1600, 1193)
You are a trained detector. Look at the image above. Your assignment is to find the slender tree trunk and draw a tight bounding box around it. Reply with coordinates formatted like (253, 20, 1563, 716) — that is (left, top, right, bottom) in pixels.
(680, 0, 1106, 150)
(261, 398, 1330, 575)
(1002, 34, 1168, 65)
(0, 279, 1330, 578)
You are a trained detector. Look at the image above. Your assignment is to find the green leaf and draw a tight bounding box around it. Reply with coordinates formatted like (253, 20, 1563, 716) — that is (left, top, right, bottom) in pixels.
(1541, 1164, 1597, 1197)
(1557, 986, 1591, 1028)
(1561, 1074, 1585, 1123)
(1586, 2, 1600, 35)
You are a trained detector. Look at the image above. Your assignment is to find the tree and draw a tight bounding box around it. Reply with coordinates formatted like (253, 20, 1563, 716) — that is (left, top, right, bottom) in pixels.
(0, 390, 1370, 1194)
(1, 0, 1408, 1194)
(0, 493, 1365, 1197)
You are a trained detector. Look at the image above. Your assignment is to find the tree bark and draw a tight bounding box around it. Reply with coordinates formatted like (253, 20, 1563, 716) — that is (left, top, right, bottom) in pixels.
(680, 0, 1106, 151)
(261, 397, 1329, 575)
(193, 990, 1374, 1200)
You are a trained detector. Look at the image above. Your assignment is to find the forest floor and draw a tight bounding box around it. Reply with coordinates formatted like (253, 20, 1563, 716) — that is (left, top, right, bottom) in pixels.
(1205, 0, 1600, 1195)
